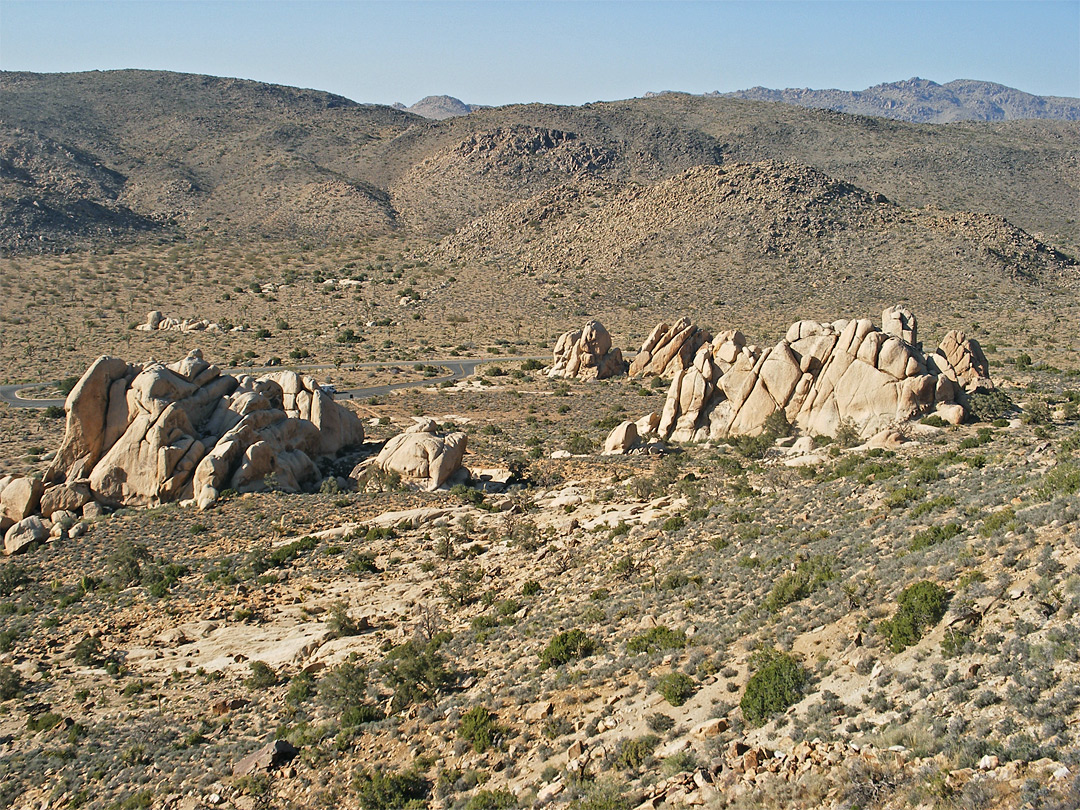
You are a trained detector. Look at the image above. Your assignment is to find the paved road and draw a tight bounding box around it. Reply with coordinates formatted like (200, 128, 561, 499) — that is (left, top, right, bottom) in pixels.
(0, 356, 548, 409)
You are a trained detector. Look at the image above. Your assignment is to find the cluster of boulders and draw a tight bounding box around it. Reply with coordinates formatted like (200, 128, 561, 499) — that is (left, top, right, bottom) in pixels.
(654, 306, 989, 441)
(352, 418, 468, 491)
(549, 320, 627, 380)
(585, 307, 991, 450)
(0, 475, 92, 555)
(135, 311, 234, 334)
(1, 350, 366, 553)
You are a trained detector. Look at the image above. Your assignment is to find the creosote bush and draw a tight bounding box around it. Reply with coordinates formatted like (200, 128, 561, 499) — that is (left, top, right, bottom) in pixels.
(458, 705, 503, 753)
(656, 672, 697, 707)
(627, 625, 687, 655)
(878, 580, 950, 653)
(353, 768, 430, 810)
(540, 629, 596, 669)
(740, 647, 807, 726)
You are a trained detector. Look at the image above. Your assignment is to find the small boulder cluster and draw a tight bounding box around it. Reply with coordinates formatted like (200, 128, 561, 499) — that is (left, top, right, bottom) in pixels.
(135, 310, 233, 334)
(579, 307, 991, 453)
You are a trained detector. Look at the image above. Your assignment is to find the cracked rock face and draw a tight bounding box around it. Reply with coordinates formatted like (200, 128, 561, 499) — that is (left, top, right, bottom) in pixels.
(655, 307, 991, 442)
(548, 320, 627, 380)
(43, 350, 364, 510)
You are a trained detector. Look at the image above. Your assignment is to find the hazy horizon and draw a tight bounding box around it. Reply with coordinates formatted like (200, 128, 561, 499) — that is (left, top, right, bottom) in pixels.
(2, 1, 1077, 107)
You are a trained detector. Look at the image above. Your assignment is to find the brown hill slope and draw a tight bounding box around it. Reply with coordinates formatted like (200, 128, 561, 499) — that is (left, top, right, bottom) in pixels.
(1, 70, 1078, 254)
(429, 161, 1077, 344)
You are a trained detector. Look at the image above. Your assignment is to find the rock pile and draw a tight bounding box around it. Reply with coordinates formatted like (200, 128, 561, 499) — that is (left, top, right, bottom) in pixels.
(0, 350, 368, 533)
(653, 307, 990, 442)
(629, 317, 712, 379)
(356, 418, 468, 491)
(135, 310, 232, 334)
(548, 320, 627, 380)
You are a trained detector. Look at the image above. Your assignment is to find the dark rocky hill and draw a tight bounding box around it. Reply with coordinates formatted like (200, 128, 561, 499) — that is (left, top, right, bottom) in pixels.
(718, 77, 1080, 123)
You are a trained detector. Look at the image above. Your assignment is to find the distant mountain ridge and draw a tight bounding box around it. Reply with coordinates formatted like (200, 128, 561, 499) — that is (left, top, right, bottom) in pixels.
(713, 78, 1080, 123)
(394, 95, 478, 120)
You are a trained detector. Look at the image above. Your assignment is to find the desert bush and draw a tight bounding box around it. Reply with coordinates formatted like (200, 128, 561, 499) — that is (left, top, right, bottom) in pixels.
(465, 790, 517, 810)
(763, 555, 836, 613)
(353, 768, 430, 810)
(615, 734, 659, 770)
(656, 672, 697, 706)
(740, 648, 807, 726)
(967, 389, 1015, 422)
(627, 626, 687, 655)
(246, 661, 278, 689)
(540, 629, 596, 669)
(0, 664, 22, 700)
(381, 635, 456, 710)
(910, 523, 962, 551)
(878, 581, 949, 653)
(458, 705, 503, 753)
(0, 564, 30, 597)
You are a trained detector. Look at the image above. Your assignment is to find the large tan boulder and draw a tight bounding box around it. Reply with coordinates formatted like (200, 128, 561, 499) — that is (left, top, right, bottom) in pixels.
(366, 423, 467, 491)
(650, 309, 989, 443)
(881, 305, 918, 344)
(39, 482, 92, 518)
(5, 516, 49, 555)
(936, 331, 991, 393)
(1, 477, 44, 525)
(602, 421, 639, 455)
(549, 320, 626, 380)
(46, 356, 137, 484)
(45, 350, 364, 511)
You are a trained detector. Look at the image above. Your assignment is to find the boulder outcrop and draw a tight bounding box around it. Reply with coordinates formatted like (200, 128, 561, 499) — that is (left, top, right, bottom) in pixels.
(135, 311, 229, 334)
(359, 420, 467, 491)
(549, 320, 627, 380)
(655, 308, 991, 442)
(629, 317, 712, 379)
(41, 350, 363, 511)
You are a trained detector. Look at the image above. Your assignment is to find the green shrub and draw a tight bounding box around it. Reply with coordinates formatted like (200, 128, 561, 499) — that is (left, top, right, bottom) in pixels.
(0, 564, 30, 597)
(920, 414, 947, 428)
(740, 648, 807, 726)
(878, 580, 949, 653)
(465, 790, 517, 810)
(656, 672, 696, 707)
(966, 389, 1015, 422)
(540, 629, 596, 669)
(0, 664, 22, 700)
(458, 705, 502, 753)
(980, 507, 1016, 537)
(909, 523, 962, 551)
(380, 636, 456, 710)
(616, 734, 659, 770)
(763, 556, 835, 613)
(1039, 462, 1080, 498)
(246, 661, 278, 689)
(627, 626, 687, 655)
(353, 769, 430, 810)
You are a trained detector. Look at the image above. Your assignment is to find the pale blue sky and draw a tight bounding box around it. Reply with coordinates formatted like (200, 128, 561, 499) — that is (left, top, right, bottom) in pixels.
(2, 1, 1077, 105)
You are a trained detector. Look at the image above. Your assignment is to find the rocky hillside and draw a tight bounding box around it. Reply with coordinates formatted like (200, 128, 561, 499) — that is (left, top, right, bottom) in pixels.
(2, 70, 1078, 254)
(719, 78, 1080, 123)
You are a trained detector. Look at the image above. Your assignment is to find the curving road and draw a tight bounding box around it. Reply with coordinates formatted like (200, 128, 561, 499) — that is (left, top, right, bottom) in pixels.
(0, 356, 548, 409)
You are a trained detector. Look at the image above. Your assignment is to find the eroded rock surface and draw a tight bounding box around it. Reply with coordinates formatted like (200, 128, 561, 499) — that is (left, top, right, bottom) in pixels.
(549, 320, 627, 380)
(655, 307, 991, 442)
(359, 420, 468, 491)
(41, 350, 363, 510)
